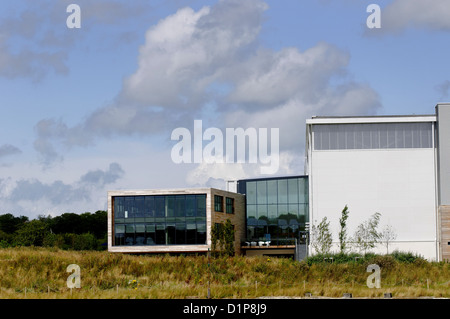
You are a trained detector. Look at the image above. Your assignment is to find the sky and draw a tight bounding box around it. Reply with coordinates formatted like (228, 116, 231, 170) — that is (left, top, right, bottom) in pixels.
(0, 0, 450, 219)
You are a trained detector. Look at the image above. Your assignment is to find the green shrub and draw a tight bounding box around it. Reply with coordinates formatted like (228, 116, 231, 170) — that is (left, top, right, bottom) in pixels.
(389, 250, 425, 263)
(366, 254, 397, 269)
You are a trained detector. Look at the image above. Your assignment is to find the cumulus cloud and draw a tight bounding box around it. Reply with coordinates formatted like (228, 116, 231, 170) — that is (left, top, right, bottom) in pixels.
(6, 162, 124, 205)
(32, 0, 381, 181)
(0, 0, 152, 81)
(367, 0, 450, 34)
(0, 144, 22, 158)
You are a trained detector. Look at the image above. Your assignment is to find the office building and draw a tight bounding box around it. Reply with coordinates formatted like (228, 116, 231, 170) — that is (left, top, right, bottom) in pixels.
(108, 188, 245, 255)
(108, 103, 450, 261)
(236, 176, 308, 257)
(305, 103, 450, 261)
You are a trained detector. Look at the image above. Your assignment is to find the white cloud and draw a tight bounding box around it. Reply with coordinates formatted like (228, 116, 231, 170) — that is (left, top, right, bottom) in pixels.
(185, 150, 303, 189)
(122, 0, 267, 109)
(31, 0, 381, 177)
(369, 0, 450, 34)
(1, 163, 124, 217)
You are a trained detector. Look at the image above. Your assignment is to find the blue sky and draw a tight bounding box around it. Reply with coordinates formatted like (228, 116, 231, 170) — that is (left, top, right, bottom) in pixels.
(0, 0, 449, 219)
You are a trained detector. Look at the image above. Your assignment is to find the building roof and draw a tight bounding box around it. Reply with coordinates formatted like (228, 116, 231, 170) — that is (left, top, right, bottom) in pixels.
(306, 114, 436, 125)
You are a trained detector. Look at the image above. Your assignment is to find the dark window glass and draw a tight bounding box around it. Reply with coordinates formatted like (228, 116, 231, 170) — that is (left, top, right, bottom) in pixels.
(145, 196, 155, 218)
(226, 197, 234, 214)
(113, 194, 207, 246)
(114, 197, 124, 219)
(214, 195, 223, 212)
(175, 195, 186, 217)
(197, 195, 206, 216)
(186, 196, 195, 217)
(155, 196, 165, 217)
(166, 196, 175, 217)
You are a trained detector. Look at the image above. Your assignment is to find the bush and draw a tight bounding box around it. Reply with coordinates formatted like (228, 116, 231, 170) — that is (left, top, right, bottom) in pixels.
(306, 252, 366, 265)
(366, 255, 397, 269)
(389, 250, 426, 264)
(42, 232, 64, 248)
(64, 233, 98, 250)
(12, 220, 48, 246)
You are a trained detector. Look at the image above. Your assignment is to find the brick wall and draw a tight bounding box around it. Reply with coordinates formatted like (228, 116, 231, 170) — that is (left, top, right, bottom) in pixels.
(439, 205, 450, 262)
(210, 189, 246, 255)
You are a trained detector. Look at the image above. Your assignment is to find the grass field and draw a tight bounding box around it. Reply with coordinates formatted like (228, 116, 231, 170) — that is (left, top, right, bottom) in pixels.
(0, 247, 448, 299)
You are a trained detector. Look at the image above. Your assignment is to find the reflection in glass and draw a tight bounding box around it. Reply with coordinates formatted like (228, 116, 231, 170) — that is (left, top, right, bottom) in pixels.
(113, 194, 207, 246)
(239, 176, 309, 242)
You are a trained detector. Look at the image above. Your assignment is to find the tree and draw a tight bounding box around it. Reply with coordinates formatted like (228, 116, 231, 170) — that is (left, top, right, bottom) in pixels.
(352, 212, 381, 254)
(380, 224, 397, 254)
(338, 205, 350, 254)
(0, 213, 28, 234)
(310, 217, 333, 255)
(13, 220, 49, 246)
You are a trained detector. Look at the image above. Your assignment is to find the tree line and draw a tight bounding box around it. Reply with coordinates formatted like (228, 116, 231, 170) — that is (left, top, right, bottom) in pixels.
(0, 211, 107, 250)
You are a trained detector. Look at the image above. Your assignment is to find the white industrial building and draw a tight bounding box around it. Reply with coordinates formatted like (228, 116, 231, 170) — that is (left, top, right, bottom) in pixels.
(305, 103, 450, 261)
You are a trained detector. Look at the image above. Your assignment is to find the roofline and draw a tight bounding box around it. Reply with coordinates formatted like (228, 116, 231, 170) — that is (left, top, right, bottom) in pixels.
(107, 187, 240, 196)
(236, 175, 308, 183)
(306, 114, 436, 125)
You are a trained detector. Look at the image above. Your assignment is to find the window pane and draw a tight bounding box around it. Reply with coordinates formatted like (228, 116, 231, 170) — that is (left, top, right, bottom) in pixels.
(247, 205, 257, 220)
(166, 196, 175, 217)
(226, 197, 234, 214)
(155, 196, 165, 217)
(288, 178, 298, 203)
(135, 196, 144, 218)
(278, 179, 288, 203)
(197, 195, 206, 217)
(256, 180, 267, 204)
(196, 223, 206, 244)
(298, 178, 308, 204)
(267, 204, 277, 224)
(124, 197, 134, 219)
(175, 195, 186, 217)
(257, 204, 267, 220)
(246, 182, 256, 205)
(115, 224, 125, 234)
(185, 196, 195, 217)
(267, 180, 277, 204)
(145, 196, 154, 217)
(214, 195, 223, 212)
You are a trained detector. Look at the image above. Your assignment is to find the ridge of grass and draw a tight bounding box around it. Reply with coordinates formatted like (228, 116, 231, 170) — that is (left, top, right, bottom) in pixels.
(0, 247, 448, 299)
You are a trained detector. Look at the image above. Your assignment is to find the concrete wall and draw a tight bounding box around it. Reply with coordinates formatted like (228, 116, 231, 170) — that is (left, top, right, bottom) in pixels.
(309, 148, 438, 260)
(436, 103, 450, 206)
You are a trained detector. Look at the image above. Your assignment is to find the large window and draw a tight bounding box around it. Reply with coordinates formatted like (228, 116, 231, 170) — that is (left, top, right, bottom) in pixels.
(313, 122, 433, 150)
(226, 197, 234, 214)
(113, 194, 207, 246)
(214, 195, 223, 212)
(238, 176, 309, 242)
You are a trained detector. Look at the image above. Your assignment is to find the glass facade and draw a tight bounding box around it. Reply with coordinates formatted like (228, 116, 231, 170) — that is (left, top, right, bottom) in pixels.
(237, 176, 309, 244)
(113, 194, 207, 246)
(313, 122, 433, 150)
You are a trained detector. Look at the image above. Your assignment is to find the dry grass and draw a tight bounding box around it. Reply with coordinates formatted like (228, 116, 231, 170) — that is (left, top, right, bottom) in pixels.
(0, 247, 448, 299)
